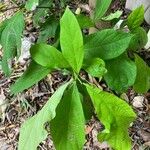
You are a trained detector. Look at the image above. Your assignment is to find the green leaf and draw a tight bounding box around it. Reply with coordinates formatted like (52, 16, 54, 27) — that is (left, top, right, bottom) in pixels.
(60, 7, 84, 73)
(84, 58, 107, 78)
(10, 61, 51, 95)
(84, 29, 132, 60)
(104, 54, 137, 93)
(18, 81, 71, 150)
(86, 84, 136, 150)
(133, 54, 150, 93)
(33, 0, 52, 25)
(37, 18, 58, 43)
(127, 5, 144, 30)
(94, 0, 112, 21)
(25, 0, 39, 11)
(50, 82, 85, 150)
(1, 12, 24, 76)
(102, 10, 123, 21)
(30, 43, 69, 68)
(129, 27, 148, 51)
(76, 14, 94, 29)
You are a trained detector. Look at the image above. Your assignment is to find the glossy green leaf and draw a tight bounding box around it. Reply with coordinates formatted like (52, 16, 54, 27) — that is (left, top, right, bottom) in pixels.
(18, 81, 71, 150)
(84, 29, 132, 60)
(84, 58, 107, 78)
(10, 61, 51, 95)
(76, 14, 94, 29)
(25, 0, 39, 11)
(102, 10, 122, 21)
(86, 84, 136, 150)
(60, 7, 84, 73)
(129, 27, 148, 51)
(104, 55, 137, 93)
(94, 0, 112, 21)
(37, 18, 58, 43)
(133, 54, 150, 93)
(127, 6, 144, 30)
(1, 12, 24, 76)
(30, 44, 69, 68)
(50, 82, 85, 150)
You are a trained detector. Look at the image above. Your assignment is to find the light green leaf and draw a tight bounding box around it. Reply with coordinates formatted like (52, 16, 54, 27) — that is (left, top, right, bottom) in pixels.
(84, 29, 132, 60)
(133, 54, 150, 93)
(25, 0, 39, 11)
(102, 10, 123, 21)
(10, 61, 51, 95)
(37, 18, 58, 43)
(84, 58, 107, 78)
(30, 44, 69, 68)
(104, 54, 137, 93)
(18, 81, 71, 150)
(86, 84, 136, 150)
(129, 27, 148, 51)
(50, 82, 85, 150)
(60, 7, 84, 73)
(94, 0, 112, 21)
(127, 5, 144, 30)
(76, 14, 94, 29)
(1, 12, 24, 76)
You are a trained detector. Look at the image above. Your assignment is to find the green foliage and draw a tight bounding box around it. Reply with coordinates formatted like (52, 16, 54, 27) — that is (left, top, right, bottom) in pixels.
(50, 82, 85, 150)
(25, 0, 39, 11)
(94, 0, 112, 21)
(18, 81, 71, 150)
(10, 61, 51, 95)
(60, 7, 84, 73)
(84, 29, 133, 60)
(76, 14, 94, 29)
(86, 84, 136, 150)
(0, 12, 24, 76)
(127, 6, 144, 30)
(84, 58, 107, 78)
(102, 10, 123, 21)
(133, 55, 150, 93)
(37, 18, 58, 43)
(30, 44, 69, 68)
(129, 27, 148, 51)
(2, 2, 150, 150)
(104, 54, 137, 93)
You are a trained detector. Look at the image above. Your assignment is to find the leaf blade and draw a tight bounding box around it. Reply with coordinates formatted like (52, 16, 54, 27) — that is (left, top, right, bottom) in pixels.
(50, 82, 85, 150)
(60, 7, 84, 73)
(18, 81, 71, 150)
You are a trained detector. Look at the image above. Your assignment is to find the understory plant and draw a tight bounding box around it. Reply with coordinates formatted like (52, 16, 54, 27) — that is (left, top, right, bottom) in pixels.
(0, 0, 150, 150)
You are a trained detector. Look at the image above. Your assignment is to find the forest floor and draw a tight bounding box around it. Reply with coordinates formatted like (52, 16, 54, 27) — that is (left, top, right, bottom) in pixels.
(0, 0, 150, 150)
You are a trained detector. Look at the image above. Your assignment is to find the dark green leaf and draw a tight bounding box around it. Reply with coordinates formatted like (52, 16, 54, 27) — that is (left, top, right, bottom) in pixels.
(86, 84, 136, 150)
(33, 0, 52, 25)
(129, 27, 148, 51)
(84, 58, 107, 78)
(94, 0, 112, 21)
(76, 14, 94, 29)
(18, 81, 71, 150)
(84, 29, 133, 60)
(37, 18, 58, 43)
(104, 55, 137, 93)
(30, 43, 69, 68)
(127, 6, 144, 30)
(10, 61, 51, 95)
(50, 82, 85, 150)
(1, 12, 24, 76)
(60, 7, 84, 73)
(133, 54, 150, 93)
